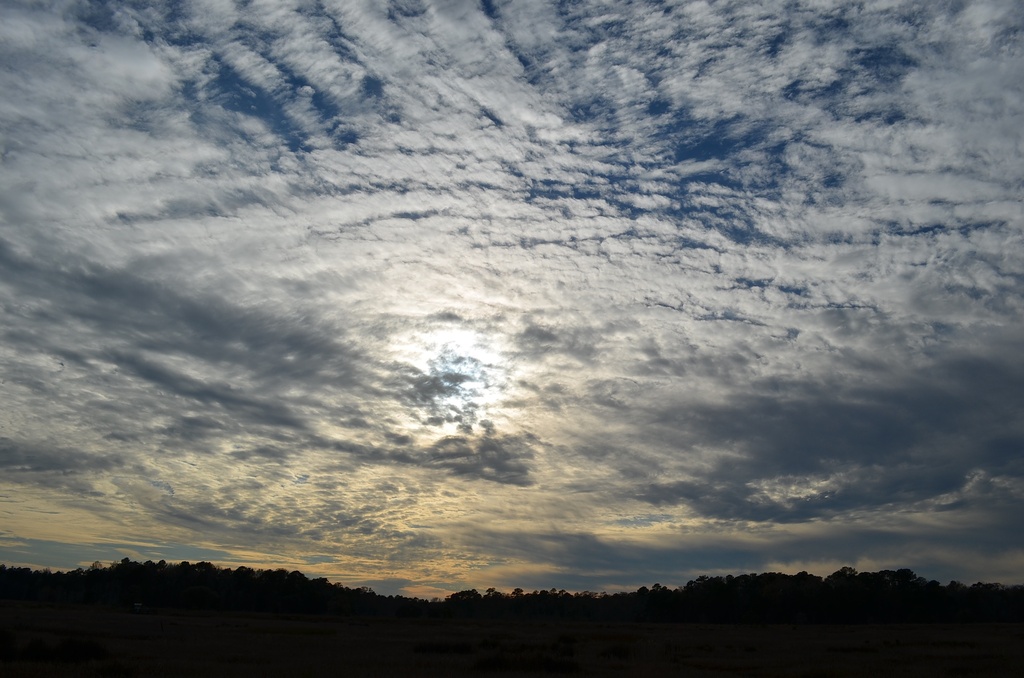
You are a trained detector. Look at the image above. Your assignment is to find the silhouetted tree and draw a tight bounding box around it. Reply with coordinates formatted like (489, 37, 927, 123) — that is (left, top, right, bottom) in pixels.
(1, 561, 1021, 623)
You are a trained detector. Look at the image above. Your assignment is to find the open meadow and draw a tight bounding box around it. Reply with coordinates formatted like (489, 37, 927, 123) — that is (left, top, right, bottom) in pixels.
(2, 602, 1023, 677)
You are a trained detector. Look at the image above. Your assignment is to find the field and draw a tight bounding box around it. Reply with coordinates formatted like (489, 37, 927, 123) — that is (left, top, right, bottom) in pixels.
(2, 602, 1023, 677)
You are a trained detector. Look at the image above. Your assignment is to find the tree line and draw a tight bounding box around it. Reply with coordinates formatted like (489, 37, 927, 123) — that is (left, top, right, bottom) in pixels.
(1, 560, 1021, 623)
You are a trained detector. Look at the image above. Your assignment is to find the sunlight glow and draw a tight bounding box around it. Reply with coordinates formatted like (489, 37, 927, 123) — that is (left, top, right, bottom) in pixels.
(391, 324, 514, 435)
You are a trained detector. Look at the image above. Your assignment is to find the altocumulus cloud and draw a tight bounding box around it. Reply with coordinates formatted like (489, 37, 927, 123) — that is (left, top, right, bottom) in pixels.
(1, 0, 1022, 594)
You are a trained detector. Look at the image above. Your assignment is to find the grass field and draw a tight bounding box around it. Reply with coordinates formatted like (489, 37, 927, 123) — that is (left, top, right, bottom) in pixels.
(3, 601, 1023, 677)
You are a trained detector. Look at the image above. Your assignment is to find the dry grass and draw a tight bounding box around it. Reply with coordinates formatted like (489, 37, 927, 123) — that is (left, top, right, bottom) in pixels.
(2, 601, 1022, 677)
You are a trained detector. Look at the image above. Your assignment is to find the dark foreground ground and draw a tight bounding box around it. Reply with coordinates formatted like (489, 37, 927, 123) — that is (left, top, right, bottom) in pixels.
(3, 602, 1023, 677)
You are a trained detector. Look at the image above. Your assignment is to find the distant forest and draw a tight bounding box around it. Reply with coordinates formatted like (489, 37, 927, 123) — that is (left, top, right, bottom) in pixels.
(2, 560, 1022, 624)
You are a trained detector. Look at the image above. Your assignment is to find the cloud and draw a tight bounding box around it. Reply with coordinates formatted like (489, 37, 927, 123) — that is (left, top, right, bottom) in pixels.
(1, 0, 1022, 592)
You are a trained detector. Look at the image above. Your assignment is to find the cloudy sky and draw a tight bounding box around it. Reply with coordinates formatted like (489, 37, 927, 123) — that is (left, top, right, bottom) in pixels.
(2, 0, 1022, 597)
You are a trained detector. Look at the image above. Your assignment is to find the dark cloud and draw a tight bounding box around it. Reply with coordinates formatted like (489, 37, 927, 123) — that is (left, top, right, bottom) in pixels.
(0, 438, 124, 476)
(637, 344, 1024, 522)
(514, 323, 600, 363)
(425, 434, 535, 486)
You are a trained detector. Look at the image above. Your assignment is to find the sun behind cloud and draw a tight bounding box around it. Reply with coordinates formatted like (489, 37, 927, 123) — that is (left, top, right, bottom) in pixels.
(389, 319, 516, 437)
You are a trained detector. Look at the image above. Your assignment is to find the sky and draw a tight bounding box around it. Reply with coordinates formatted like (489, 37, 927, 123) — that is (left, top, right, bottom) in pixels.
(1, 0, 1022, 598)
